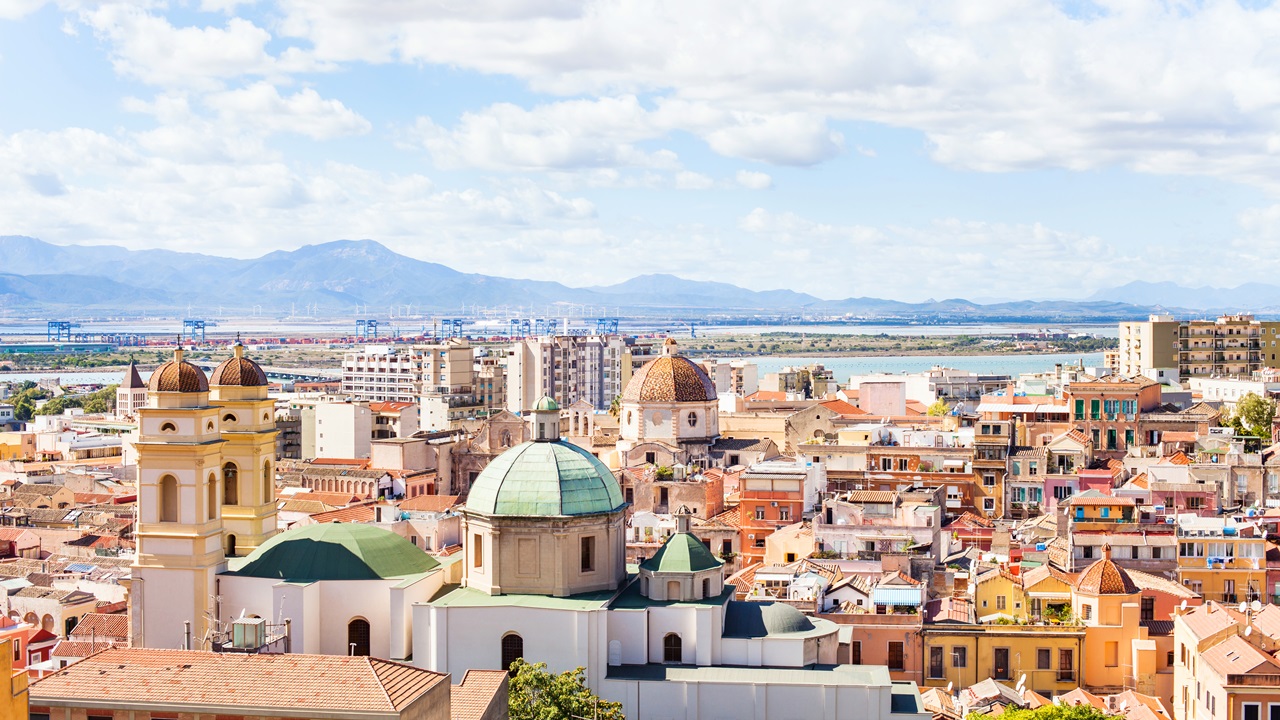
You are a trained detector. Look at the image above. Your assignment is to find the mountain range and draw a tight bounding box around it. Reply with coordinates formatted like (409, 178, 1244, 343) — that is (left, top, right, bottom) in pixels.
(0, 235, 1235, 319)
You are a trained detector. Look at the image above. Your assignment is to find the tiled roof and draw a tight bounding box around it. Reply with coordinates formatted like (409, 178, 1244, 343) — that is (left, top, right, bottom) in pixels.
(924, 596, 975, 624)
(369, 401, 416, 413)
(1011, 446, 1045, 460)
(1060, 688, 1108, 710)
(1069, 496, 1136, 506)
(309, 502, 377, 524)
(147, 355, 209, 393)
(209, 351, 268, 387)
(1021, 564, 1076, 590)
(52, 640, 118, 658)
(1202, 634, 1280, 677)
(880, 570, 922, 586)
(1061, 429, 1092, 446)
(845, 491, 897, 504)
(1251, 605, 1280, 640)
(697, 505, 740, 530)
(279, 499, 336, 515)
(1128, 568, 1199, 599)
(622, 354, 717, 403)
(285, 491, 362, 507)
(1162, 451, 1192, 466)
(819, 399, 867, 417)
(397, 494, 460, 513)
(711, 437, 777, 452)
(1075, 551, 1139, 595)
(0, 529, 32, 542)
(947, 512, 995, 529)
(1178, 602, 1240, 640)
(1140, 620, 1175, 636)
(451, 669, 508, 720)
(14, 484, 62, 497)
(30, 648, 448, 712)
(68, 612, 129, 641)
(745, 390, 787, 402)
(726, 562, 761, 597)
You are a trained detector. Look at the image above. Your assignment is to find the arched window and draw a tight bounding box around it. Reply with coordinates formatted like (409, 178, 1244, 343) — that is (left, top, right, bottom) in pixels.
(226, 534, 237, 557)
(501, 633, 524, 674)
(41, 615, 54, 633)
(22, 612, 37, 626)
(159, 475, 178, 523)
(663, 633, 682, 664)
(206, 420, 215, 432)
(207, 474, 217, 520)
(687, 412, 698, 427)
(223, 463, 239, 505)
(263, 460, 273, 501)
(159, 422, 177, 433)
(65, 616, 79, 636)
(348, 618, 371, 656)
(501, 430, 512, 447)
(222, 413, 237, 424)
(702, 578, 711, 598)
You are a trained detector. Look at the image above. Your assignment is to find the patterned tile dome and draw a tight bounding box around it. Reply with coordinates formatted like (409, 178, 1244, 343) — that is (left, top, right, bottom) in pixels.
(147, 348, 209, 393)
(210, 343, 268, 387)
(1074, 546, 1139, 595)
(622, 341, 717, 403)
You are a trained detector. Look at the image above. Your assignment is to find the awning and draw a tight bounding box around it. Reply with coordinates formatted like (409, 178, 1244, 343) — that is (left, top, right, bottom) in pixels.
(873, 587, 922, 605)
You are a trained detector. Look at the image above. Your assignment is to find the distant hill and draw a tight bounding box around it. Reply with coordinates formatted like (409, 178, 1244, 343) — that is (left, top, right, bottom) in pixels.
(0, 235, 1162, 319)
(1089, 281, 1280, 311)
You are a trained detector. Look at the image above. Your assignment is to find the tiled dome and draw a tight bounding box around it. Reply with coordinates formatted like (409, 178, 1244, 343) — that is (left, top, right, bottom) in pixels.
(622, 344, 717, 403)
(147, 348, 209, 393)
(210, 344, 268, 387)
(1075, 546, 1139, 595)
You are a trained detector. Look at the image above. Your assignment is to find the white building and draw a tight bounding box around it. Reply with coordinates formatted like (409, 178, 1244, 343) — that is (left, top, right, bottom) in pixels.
(505, 334, 629, 413)
(699, 359, 759, 398)
(314, 401, 373, 459)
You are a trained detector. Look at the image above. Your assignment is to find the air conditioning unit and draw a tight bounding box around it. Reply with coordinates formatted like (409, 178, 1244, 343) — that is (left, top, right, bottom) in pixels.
(771, 502, 779, 507)
(748, 534, 755, 540)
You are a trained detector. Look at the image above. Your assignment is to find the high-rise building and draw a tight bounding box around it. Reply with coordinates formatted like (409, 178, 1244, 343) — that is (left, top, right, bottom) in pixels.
(340, 340, 475, 403)
(504, 334, 630, 412)
(1119, 313, 1280, 378)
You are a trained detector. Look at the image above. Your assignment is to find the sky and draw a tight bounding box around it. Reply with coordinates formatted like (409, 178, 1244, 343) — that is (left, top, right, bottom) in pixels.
(2, 1, 1280, 302)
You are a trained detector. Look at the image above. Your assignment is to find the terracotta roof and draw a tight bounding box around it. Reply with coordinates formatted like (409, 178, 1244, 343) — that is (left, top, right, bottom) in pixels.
(1060, 688, 1108, 710)
(1126, 473, 1150, 490)
(369, 401, 416, 413)
(1178, 602, 1241, 640)
(698, 505, 740, 530)
(1162, 451, 1192, 466)
(1202, 634, 1280, 677)
(451, 669, 508, 720)
(1128, 568, 1199, 599)
(68, 612, 129, 641)
(52, 640, 119, 658)
(1069, 496, 1136, 506)
(286, 491, 362, 507)
(1061, 429, 1092, 446)
(948, 512, 995, 529)
(0, 529, 32, 542)
(1250, 605, 1280, 640)
(844, 490, 896, 504)
(309, 502, 377, 524)
(209, 347, 268, 387)
(397, 494, 461, 513)
(305, 458, 372, 469)
(880, 569, 922, 586)
(726, 562, 761, 597)
(622, 352, 717, 403)
(14, 484, 62, 497)
(1021, 564, 1077, 590)
(1162, 432, 1199, 443)
(820, 399, 867, 417)
(745, 390, 787, 402)
(1074, 548, 1139, 595)
(147, 350, 209, 393)
(73, 492, 115, 506)
(279, 499, 336, 515)
(924, 596, 975, 623)
(30, 648, 448, 712)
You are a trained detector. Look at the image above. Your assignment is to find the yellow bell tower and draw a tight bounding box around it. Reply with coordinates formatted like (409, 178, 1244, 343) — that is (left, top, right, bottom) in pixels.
(208, 341, 279, 557)
(131, 346, 226, 650)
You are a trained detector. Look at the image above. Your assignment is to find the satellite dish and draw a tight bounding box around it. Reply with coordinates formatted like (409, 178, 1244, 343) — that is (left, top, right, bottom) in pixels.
(1253, 600, 1263, 612)
(946, 682, 954, 693)
(1120, 701, 1128, 712)
(1180, 599, 1188, 611)
(1240, 601, 1249, 614)
(1246, 626, 1254, 637)
(1019, 673, 1027, 687)
(1054, 697, 1063, 706)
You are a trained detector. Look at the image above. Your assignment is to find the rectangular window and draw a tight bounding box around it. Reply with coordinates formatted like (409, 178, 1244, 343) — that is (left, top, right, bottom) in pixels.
(1244, 704, 1261, 720)
(888, 642, 904, 671)
(1082, 604, 1093, 620)
(755, 507, 766, 521)
(1090, 399, 1100, 420)
(1059, 648, 1075, 681)
(929, 646, 945, 679)
(1012, 461, 1021, 476)
(1125, 429, 1134, 448)
(1141, 597, 1155, 622)
(952, 646, 967, 668)
(1107, 429, 1117, 450)
(1105, 641, 1119, 667)
(1037, 648, 1051, 670)
(779, 507, 791, 521)
(881, 457, 893, 471)
(984, 474, 996, 487)
(472, 534, 483, 568)
(1075, 399, 1085, 419)
(997, 595, 1007, 610)
(898, 458, 908, 471)
(580, 536, 595, 572)
(1029, 461, 1038, 476)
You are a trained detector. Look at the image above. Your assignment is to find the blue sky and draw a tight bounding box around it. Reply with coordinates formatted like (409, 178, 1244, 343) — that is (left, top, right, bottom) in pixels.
(2, 0, 1279, 302)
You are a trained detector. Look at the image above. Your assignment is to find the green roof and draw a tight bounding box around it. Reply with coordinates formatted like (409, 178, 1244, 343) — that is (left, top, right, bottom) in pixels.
(640, 532, 723, 574)
(533, 396, 560, 411)
(722, 601, 819, 638)
(610, 578, 734, 610)
(466, 441, 625, 517)
(226, 523, 439, 581)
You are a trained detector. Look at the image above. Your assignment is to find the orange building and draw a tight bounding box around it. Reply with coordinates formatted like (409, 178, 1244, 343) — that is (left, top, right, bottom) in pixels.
(739, 460, 807, 566)
(1063, 376, 1163, 458)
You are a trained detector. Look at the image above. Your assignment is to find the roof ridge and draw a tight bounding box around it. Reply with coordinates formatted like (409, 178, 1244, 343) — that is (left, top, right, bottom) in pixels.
(369, 656, 398, 711)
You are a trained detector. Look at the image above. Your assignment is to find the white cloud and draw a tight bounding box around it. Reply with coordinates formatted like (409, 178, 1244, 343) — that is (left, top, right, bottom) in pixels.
(735, 170, 772, 190)
(205, 83, 371, 139)
(674, 171, 714, 190)
(0, 0, 49, 20)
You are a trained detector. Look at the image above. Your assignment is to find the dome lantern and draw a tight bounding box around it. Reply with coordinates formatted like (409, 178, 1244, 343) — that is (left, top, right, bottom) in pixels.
(531, 396, 560, 442)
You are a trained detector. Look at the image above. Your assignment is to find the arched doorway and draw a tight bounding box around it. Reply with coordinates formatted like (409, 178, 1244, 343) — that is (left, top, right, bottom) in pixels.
(501, 633, 524, 674)
(226, 534, 237, 557)
(663, 633, 682, 663)
(347, 618, 371, 656)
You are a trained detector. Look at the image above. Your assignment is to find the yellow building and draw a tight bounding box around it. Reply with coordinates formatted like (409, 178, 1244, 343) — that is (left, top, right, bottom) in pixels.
(0, 432, 34, 461)
(1176, 515, 1267, 603)
(1074, 547, 1168, 696)
(921, 623, 1084, 698)
(973, 567, 1030, 622)
(1, 637, 27, 718)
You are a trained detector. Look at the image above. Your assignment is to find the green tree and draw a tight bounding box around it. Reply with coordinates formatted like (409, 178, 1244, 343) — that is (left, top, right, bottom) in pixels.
(1226, 392, 1277, 441)
(927, 398, 951, 416)
(608, 395, 621, 418)
(970, 702, 1119, 720)
(508, 659, 624, 720)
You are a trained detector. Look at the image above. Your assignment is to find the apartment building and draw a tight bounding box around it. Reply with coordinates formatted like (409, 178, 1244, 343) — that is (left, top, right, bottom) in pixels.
(341, 340, 476, 403)
(1173, 602, 1280, 720)
(1120, 313, 1280, 378)
(1063, 375, 1163, 458)
(738, 459, 808, 566)
(504, 334, 629, 413)
(1176, 514, 1268, 603)
(699, 358, 759, 397)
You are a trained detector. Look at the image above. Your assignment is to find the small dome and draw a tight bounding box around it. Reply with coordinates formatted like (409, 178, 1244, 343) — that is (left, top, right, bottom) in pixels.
(148, 348, 209, 393)
(622, 355, 717, 403)
(467, 441, 625, 517)
(210, 345, 268, 387)
(228, 523, 439, 581)
(1075, 547, 1139, 595)
(640, 532, 723, 574)
(722, 601, 816, 638)
(533, 396, 560, 412)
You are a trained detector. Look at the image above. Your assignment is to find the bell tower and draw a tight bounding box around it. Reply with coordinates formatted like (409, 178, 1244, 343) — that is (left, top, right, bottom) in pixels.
(131, 346, 226, 650)
(209, 341, 279, 557)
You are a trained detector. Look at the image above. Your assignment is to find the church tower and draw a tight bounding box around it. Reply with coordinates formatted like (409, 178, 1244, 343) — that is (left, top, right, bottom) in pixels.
(131, 346, 226, 649)
(208, 341, 278, 557)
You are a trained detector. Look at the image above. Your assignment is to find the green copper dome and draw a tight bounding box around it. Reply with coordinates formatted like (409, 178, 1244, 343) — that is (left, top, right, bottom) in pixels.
(227, 522, 439, 581)
(533, 396, 560, 411)
(641, 532, 723, 574)
(466, 441, 625, 517)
